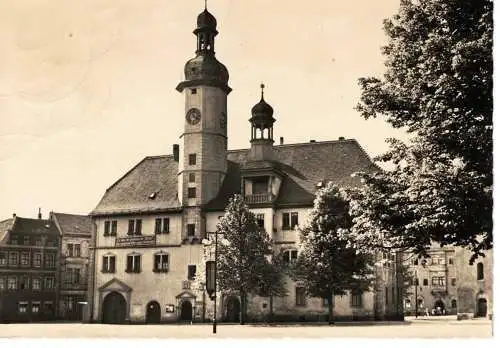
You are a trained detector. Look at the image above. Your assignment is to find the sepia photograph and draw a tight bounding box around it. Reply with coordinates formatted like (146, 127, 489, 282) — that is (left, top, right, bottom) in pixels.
(0, 0, 494, 342)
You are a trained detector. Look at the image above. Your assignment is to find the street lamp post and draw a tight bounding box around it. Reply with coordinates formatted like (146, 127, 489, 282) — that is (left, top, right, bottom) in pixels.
(203, 232, 228, 335)
(414, 269, 418, 319)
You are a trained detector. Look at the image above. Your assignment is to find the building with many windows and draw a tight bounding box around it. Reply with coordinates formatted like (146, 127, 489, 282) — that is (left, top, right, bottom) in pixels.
(87, 5, 404, 324)
(403, 243, 493, 318)
(51, 212, 92, 321)
(0, 212, 60, 322)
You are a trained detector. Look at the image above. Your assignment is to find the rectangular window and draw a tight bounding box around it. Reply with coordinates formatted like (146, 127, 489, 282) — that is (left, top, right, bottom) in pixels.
(104, 221, 110, 235)
(163, 218, 170, 233)
(102, 255, 116, 273)
(350, 291, 363, 308)
(290, 212, 299, 229)
(0, 277, 5, 291)
(431, 276, 446, 286)
(68, 268, 81, 284)
(67, 243, 74, 257)
(188, 187, 197, 198)
(23, 236, 30, 245)
(423, 278, 428, 286)
(295, 287, 306, 306)
(44, 301, 54, 313)
(188, 154, 197, 165)
(282, 213, 290, 230)
(451, 278, 456, 286)
(449, 258, 454, 265)
(74, 244, 81, 257)
(18, 301, 28, 314)
(128, 220, 135, 235)
(189, 173, 196, 182)
(255, 214, 265, 229)
(44, 277, 55, 290)
(155, 218, 162, 234)
(187, 224, 195, 237)
(32, 277, 41, 290)
(154, 254, 169, 272)
(35, 237, 43, 246)
(126, 255, 141, 273)
(0, 252, 7, 266)
(19, 276, 29, 290)
(8, 276, 18, 290)
(32, 302, 40, 313)
(188, 265, 197, 280)
(20, 252, 30, 266)
(45, 254, 56, 268)
(111, 220, 117, 235)
(10, 237, 18, 245)
(8, 252, 19, 266)
(33, 253, 42, 267)
(190, 88, 197, 94)
(135, 219, 142, 235)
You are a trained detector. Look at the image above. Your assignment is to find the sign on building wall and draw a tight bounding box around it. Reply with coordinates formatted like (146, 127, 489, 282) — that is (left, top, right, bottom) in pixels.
(166, 304, 175, 313)
(115, 235, 156, 247)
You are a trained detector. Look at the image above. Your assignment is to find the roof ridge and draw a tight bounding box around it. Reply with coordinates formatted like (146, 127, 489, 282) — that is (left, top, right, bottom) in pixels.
(52, 212, 90, 217)
(227, 138, 356, 153)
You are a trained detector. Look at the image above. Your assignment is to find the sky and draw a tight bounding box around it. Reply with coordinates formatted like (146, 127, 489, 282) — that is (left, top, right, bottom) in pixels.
(0, 0, 408, 219)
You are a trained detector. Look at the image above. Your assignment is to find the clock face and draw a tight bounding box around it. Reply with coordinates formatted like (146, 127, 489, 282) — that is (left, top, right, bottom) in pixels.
(220, 111, 227, 129)
(186, 108, 201, 125)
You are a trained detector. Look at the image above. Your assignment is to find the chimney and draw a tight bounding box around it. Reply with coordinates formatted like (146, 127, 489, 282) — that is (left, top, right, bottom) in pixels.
(338, 136, 345, 140)
(38, 207, 42, 219)
(310, 140, 316, 143)
(173, 144, 179, 162)
(279, 137, 284, 145)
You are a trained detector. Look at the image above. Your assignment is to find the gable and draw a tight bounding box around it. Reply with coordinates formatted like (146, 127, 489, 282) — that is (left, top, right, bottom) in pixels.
(99, 277, 132, 292)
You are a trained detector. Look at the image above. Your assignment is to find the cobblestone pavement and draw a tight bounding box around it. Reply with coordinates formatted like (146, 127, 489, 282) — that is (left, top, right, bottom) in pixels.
(0, 319, 493, 339)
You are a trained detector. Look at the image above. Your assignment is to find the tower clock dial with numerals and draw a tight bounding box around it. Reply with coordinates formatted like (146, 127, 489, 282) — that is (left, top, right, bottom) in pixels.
(186, 108, 201, 125)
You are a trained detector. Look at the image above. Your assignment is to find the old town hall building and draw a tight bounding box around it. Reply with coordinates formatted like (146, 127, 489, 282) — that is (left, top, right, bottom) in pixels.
(87, 6, 404, 324)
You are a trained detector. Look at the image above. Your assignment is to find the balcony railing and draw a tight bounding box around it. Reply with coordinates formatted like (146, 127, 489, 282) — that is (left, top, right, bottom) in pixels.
(61, 282, 87, 291)
(244, 193, 275, 205)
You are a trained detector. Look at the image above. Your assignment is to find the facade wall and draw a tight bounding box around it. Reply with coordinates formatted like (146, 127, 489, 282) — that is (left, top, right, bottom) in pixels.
(403, 245, 493, 318)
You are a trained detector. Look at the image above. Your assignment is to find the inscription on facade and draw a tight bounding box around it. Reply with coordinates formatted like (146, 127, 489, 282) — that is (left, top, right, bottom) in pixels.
(115, 235, 156, 247)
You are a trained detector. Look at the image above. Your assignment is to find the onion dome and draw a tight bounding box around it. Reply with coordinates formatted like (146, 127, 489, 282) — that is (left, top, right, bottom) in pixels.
(197, 8, 217, 31)
(251, 84, 275, 127)
(184, 54, 229, 85)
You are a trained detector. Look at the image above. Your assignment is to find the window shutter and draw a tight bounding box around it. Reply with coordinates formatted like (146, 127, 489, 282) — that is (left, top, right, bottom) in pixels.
(282, 213, 290, 230)
(126, 255, 133, 272)
(155, 219, 162, 234)
(291, 212, 299, 228)
(110, 256, 116, 273)
(135, 256, 141, 273)
(135, 220, 142, 235)
(128, 220, 134, 235)
(163, 218, 170, 233)
(104, 221, 110, 235)
(111, 221, 117, 235)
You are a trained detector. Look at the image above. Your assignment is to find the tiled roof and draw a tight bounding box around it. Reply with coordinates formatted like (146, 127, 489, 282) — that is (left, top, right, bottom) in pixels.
(91, 139, 378, 216)
(9, 217, 59, 236)
(51, 212, 92, 236)
(0, 218, 14, 244)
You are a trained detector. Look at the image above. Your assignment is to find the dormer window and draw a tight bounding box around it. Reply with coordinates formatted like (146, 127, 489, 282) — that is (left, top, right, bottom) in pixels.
(252, 177, 268, 194)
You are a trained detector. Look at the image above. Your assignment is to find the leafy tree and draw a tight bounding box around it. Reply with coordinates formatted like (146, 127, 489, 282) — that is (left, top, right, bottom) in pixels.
(353, 0, 493, 262)
(256, 249, 288, 323)
(292, 182, 375, 324)
(216, 194, 273, 324)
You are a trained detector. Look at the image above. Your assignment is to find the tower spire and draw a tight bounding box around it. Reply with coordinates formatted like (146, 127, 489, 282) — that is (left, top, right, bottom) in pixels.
(260, 83, 265, 100)
(205, 0, 207, 10)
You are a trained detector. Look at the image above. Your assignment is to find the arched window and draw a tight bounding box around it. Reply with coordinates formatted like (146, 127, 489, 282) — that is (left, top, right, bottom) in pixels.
(451, 299, 457, 309)
(477, 262, 484, 280)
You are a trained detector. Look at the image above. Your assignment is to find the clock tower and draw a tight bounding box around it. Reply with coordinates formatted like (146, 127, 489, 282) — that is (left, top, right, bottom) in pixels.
(176, 5, 231, 219)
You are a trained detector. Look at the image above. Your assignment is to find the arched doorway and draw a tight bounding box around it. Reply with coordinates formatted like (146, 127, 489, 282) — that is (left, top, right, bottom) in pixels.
(102, 292, 127, 324)
(225, 296, 240, 323)
(477, 298, 488, 317)
(180, 301, 193, 321)
(145, 301, 161, 324)
(434, 299, 445, 315)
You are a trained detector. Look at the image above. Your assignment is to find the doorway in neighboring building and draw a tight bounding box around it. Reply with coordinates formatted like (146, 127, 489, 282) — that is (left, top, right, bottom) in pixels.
(145, 301, 161, 324)
(102, 292, 127, 324)
(225, 296, 241, 323)
(180, 301, 193, 321)
(434, 299, 446, 315)
(477, 298, 488, 317)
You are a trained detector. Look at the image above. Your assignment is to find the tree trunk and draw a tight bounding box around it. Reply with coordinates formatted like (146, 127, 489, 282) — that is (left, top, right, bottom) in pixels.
(328, 293, 334, 325)
(269, 295, 274, 323)
(240, 291, 246, 325)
